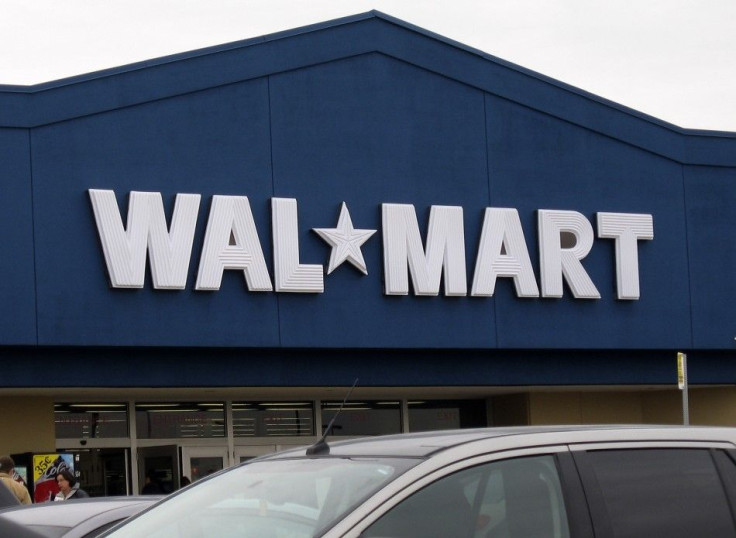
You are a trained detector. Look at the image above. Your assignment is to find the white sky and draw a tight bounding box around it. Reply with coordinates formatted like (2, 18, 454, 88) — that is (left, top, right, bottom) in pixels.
(1, 0, 735, 132)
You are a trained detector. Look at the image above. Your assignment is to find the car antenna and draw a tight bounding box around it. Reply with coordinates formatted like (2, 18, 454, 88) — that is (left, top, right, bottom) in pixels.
(306, 378, 359, 456)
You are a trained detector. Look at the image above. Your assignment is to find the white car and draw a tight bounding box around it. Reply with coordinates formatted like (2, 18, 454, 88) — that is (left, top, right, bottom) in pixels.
(100, 426, 736, 537)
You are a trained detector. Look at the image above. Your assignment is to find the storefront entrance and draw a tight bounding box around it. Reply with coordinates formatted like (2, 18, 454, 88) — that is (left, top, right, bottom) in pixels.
(141, 445, 280, 489)
(51, 396, 490, 497)
(180, 446, 227, 483)
(48, 448, 130, 498)
(137, 445, 179, 494)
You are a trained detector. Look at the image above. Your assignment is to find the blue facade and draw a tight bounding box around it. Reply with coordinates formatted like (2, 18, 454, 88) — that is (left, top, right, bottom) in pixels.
(1, 12, 735, 387)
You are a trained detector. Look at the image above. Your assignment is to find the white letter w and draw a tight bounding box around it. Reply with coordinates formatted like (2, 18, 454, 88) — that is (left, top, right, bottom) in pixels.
(89, 189, 200, 289)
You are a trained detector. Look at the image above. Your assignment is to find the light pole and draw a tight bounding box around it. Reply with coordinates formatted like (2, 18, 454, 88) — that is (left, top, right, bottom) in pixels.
(677, 352, 689, 426)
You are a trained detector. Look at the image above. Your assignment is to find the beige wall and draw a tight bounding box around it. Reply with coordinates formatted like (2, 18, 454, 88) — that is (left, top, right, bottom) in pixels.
(529, 392, 644, 425)
(511, 387, 736, 426)
(0, 397, 56, 455)
(641, 390, 683, 424)
(690, 387, 736, 425)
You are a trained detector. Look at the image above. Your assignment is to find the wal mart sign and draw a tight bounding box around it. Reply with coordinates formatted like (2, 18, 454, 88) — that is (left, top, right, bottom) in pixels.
(89, 190, 653, 301)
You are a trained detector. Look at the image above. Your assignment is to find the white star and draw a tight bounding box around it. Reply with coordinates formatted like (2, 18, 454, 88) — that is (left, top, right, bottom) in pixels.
(313, 202, 377, 275)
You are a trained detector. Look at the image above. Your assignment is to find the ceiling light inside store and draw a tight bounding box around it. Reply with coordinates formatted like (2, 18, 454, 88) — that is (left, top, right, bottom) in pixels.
(68, 403, 126, 408)
(258, 402, 311, 406)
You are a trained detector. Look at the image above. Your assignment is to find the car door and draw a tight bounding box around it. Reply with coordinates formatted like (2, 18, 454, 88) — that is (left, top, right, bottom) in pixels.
(336, 446, 594, 538)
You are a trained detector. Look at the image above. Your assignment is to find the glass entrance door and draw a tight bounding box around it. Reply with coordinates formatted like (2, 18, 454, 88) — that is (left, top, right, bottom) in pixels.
(137, 445, 178, 494)
(181, 446, 228, 484)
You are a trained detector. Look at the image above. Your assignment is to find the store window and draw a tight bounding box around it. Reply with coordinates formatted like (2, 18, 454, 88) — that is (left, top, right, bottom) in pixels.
(135, 403, 225, 439)
(408, 400, 487, 432)
(321, 401, 401, 436)
(233, 401, 314, 437)
(55, 403, 128, 439)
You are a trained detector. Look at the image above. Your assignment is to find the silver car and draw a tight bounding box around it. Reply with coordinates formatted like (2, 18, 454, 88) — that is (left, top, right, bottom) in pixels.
(0, 496, 161, 538)
(101, 426, 736, 537)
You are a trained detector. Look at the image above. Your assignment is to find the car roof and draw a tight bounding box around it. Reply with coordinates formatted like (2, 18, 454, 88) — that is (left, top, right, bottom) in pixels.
(0, 516, 46, 538)
(0, 496, 161, 528)
(266, 425, 736, 459)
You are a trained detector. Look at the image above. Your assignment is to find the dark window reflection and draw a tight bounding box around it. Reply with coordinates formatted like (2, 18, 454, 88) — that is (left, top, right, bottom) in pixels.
(135, 402, 225, 439)
(408, 400, 487, 432)
(233, 402, 314, 437)
(55, 403, 128, 439)
(321, 401, 401, 436)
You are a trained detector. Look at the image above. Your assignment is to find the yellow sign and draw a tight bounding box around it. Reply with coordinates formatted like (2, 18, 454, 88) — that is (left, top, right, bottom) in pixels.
(677, 352, 687, 390)
(32, 454, 60, 483)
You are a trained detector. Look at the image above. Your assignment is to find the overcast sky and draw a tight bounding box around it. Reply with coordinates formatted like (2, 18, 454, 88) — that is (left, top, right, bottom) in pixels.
(1, 0, 735, 132)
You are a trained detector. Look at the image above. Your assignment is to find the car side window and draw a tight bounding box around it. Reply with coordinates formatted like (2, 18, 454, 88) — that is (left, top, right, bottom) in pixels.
(580, 448, 736, 538)
(361, 455, 570, 538)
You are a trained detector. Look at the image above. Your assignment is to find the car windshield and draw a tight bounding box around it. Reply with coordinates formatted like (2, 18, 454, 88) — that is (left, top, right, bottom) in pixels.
(103, 456, 418, 538)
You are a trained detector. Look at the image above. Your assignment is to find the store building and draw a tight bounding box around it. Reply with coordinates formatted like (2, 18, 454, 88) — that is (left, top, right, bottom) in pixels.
(2, 12, 736, 496)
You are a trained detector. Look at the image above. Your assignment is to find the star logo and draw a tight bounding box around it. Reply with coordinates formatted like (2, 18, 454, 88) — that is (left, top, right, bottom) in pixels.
(313, 202, 377, 275)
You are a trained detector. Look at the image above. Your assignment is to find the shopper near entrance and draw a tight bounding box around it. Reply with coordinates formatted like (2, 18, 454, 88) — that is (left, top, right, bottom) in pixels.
(54, 469, 89, 501)
(0, 456, 31, 505)
(141, 469, 164, 495)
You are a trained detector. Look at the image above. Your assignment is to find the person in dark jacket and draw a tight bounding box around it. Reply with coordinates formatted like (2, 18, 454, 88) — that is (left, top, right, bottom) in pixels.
(141, 469, 164, 495)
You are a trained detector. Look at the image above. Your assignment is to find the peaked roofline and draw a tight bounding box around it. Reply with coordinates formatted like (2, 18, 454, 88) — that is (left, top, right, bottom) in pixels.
(1, 11, 734, 165)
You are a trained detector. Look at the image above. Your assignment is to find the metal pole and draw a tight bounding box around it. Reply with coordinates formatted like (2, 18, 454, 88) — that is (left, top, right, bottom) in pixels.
(677, 352, 689, 426)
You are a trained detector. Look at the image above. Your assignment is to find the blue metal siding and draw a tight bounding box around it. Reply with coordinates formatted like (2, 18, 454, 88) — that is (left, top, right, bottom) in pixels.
(269, 54, 493, 348)
(685, 165, 736, 349)
(30, 80, 279, 346)
(0, 11, 734, 383)
(0, 128, 36, 344)
(0, 54, 730, 351)
(0, 347, 733, 387)
(486, 95, 691, 349)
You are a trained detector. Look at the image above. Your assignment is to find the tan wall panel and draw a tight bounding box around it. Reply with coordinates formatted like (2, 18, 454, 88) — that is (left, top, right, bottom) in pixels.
(641, 388, 736, 425)
(641, 390, 682, 424)
(531, 388, 736, 427)
(691, 387, 736, 425)
(580, 392, 643, 424)
(530, 392, 644, 425)
(529, 393, 582, 424)
(0, 397, 55, 454)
